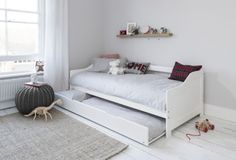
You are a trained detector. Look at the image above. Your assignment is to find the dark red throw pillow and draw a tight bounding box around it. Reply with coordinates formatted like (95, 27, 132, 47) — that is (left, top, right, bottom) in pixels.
(169, 62, 202, 82)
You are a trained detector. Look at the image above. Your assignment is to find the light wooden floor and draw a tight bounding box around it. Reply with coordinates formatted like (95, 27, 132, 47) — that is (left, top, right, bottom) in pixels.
(1, 107, 236, 160)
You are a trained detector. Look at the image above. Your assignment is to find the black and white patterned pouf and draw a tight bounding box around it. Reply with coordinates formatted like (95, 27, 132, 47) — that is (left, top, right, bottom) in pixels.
(15, 83, 54, 114)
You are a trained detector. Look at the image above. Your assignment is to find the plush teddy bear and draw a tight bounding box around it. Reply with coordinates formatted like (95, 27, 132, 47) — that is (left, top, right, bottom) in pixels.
(108, 59, 125, 75)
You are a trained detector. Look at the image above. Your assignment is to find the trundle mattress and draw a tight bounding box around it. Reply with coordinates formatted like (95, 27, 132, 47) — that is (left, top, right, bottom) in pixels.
(70, 71, 182, 112)
(83, 97, 166, 141)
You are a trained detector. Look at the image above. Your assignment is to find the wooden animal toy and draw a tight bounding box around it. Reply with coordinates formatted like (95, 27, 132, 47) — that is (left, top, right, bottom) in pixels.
(195, 119, 215, 132)
(186, 119, 215, 141)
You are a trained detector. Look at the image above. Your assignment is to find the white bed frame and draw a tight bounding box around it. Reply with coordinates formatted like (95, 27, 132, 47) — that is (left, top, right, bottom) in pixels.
(70, 64, 204, 138)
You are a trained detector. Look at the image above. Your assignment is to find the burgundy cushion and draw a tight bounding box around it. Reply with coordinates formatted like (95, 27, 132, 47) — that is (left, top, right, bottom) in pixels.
(169, 62, 202, 82)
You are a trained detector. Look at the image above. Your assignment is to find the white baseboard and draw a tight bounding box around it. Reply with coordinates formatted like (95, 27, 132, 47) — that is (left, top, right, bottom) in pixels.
(205, 104, 236, 123)
(0, 100, 15, 110)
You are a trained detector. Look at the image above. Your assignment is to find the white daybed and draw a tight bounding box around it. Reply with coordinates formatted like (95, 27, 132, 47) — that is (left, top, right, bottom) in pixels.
(58, 64, 204, 145)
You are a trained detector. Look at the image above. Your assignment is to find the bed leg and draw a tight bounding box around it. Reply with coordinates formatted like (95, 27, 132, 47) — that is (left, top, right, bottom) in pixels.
(166, 129, 172, 138)
(166, 118, 172, 138)
(200, 104, 205, 117)
(200, 112, 205, 117)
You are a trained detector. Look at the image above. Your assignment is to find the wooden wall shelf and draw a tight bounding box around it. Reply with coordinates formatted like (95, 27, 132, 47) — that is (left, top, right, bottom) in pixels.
(116, 33, 173, 38)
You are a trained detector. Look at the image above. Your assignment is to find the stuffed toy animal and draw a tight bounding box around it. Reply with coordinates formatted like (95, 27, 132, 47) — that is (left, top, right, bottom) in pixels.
(25, 99, 63, 121)
(108, 59, 125, 75)
(186, 119, 215, 141)
(195, 119, 215, 132)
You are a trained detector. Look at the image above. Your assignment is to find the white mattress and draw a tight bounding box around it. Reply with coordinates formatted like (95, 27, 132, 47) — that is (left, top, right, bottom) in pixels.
(83, 97, 166, 141)
(70, 71, 182, 112)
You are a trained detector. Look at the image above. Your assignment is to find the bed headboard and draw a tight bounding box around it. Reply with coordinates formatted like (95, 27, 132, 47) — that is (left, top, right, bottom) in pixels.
(149, 65, 173, 73)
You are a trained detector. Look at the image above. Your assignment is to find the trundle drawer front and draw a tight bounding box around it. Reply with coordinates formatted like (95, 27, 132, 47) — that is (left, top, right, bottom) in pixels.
(56, 92, 165, 146)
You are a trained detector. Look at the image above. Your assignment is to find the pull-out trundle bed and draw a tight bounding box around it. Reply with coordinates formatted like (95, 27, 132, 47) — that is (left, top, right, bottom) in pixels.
(56, 93, 166, 146)
(56, 64, 204, 146)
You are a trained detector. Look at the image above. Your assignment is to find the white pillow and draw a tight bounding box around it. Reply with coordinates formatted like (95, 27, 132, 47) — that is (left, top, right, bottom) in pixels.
(90, 58, 127, 72)
(89, 58, 115, 72)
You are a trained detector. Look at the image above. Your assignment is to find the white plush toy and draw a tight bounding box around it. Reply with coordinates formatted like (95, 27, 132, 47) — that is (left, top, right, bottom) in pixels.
(108, 59, 125, 75)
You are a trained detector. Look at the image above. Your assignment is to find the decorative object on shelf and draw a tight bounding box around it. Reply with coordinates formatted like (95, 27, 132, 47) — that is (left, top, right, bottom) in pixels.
(140, 26, 151, 34)
(119, 24, 173, 38)
(149, 27, 158, 34)
(15, 83, 55, 115)
(35, 61, 44, 72)
(147, 27, 152, 34)
(152, 28, 158, 34)
(140, 26, 158, 34)
(127, 22, 137, 35)
(160, 27, 168, 34)
(30, 73, 38, 83)
(24, 99, 63, 121)
(132, 27, 139, 35)
(120, 30, 127, 35)
(116, 32, 173, 38)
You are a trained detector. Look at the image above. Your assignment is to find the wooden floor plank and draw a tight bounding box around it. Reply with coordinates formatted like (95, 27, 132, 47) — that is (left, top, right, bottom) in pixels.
(138, 136, 233, 160)
(174, 131, 236, 160)
(182, 116, 236, 136)
(176, 123, 236, 150)
(112, 147, 160, 160)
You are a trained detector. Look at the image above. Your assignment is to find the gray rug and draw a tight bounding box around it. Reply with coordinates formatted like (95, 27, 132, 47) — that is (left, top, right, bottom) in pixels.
(0, 109, 128, 160)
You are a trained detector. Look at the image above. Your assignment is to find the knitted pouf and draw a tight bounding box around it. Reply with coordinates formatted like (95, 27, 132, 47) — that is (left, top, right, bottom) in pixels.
(15, 84, 54, 114)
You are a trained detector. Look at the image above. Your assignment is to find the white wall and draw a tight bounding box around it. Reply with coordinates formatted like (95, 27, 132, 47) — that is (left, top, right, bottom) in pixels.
(103, 0, 236, 110)
(68, 0, 104, 70)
